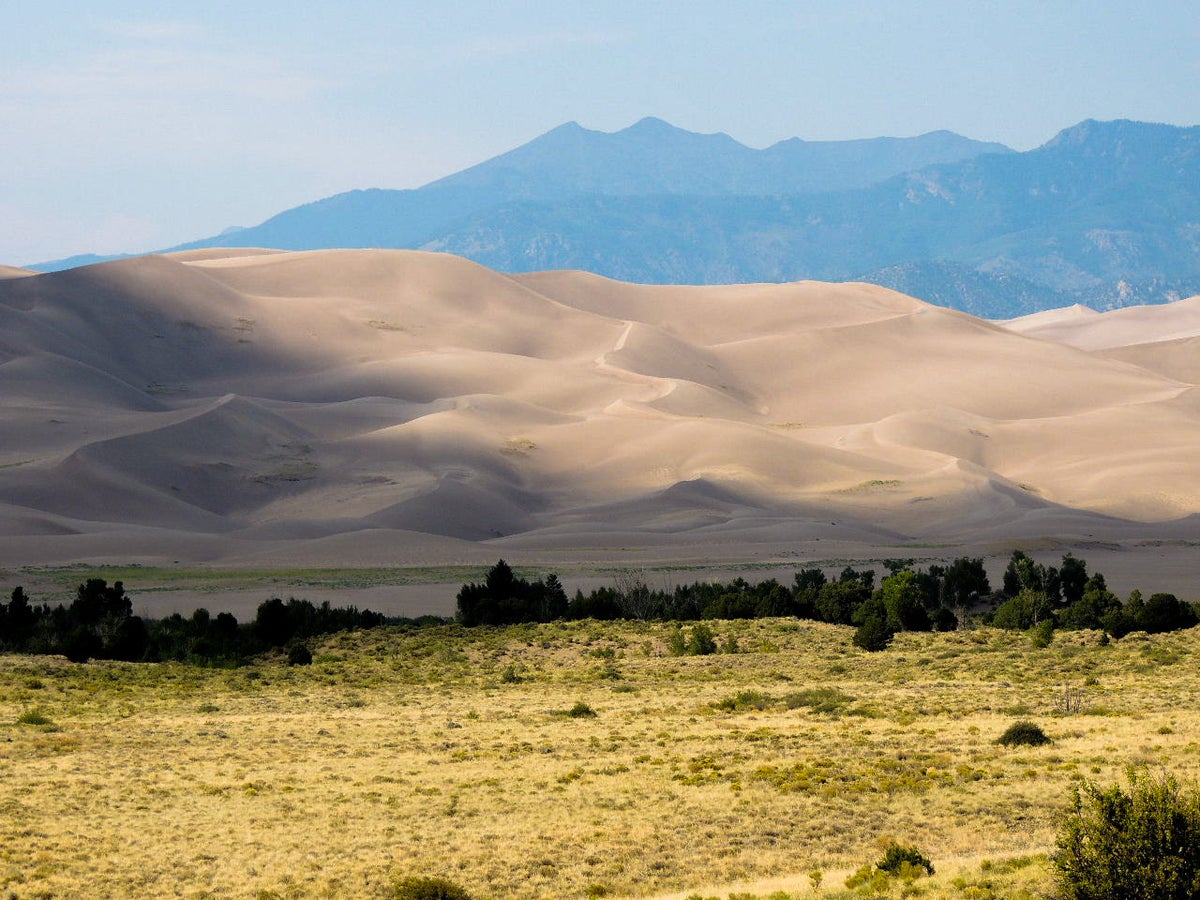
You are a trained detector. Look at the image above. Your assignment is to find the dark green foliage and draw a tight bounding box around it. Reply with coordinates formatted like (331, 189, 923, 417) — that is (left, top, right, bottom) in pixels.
(71, 578, 132, 626)
(666, 627, 687, 657)
(931, 606, 958, 631)
(16, 709, 53, 726)
(687, 623, 717, 656)
(852, 610, 894, 652)
(459, 560, 572, 625)
(1054, 769, 1200, 900)
(877, 842, 935, 876)
(942, 557, 990, 608)
(878, 570, 931, 632)
(1059, 554, 1089, 605)
(814, 579, 870, 625)
(783, 687, 853, 714)
(390, 875, 472, 900)
(714, 690, 773, 712)
(997, 720, 1051, 747)
(1060, 576, 1123, 630)
(1030, 617, 1056, 649)
(839, 566, 875, 592)
(63, 625, 102, 663)
(992, 589, 1054, 630)
(1, 579, 399, 667)
(287, 643, 313, 666)
(1138, 593, 1198, 634)
(566, 701, 597, 718)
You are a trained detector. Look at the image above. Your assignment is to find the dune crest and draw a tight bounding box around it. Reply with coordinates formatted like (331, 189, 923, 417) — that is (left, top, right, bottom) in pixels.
(1, 249, 1198, 565)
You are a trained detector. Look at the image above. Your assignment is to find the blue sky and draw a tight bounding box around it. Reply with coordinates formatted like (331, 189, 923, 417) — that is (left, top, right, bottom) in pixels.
(3, 1, 1197, 264)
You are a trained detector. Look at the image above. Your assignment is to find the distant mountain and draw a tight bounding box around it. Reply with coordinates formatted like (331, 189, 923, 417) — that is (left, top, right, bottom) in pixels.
(422, 119, 1200, 315)
(28, 118, 1200, 317)
(31, 118, 1009, 267)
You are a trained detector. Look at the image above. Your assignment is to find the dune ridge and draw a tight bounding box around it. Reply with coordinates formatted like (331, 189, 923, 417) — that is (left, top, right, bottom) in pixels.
(1, 248, 1198, 567)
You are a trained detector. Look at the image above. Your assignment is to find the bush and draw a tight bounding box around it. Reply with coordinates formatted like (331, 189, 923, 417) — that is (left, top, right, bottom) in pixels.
(391, 876, 472, 900)
(714, 690, 773, 712)
(1054, 769, 1200, 899)
(566, 701, 597, 718)
(286, 643, 313, 666)
(845, 841, 934, 890)
(877, 842, 935, 876)
(997, 720, 1051, 747)
(852, 613, 894, 652)
(687, 623, 717, 656)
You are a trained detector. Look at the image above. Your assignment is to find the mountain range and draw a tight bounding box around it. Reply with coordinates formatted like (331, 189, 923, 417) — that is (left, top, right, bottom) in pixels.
(30, 118, 1200, 317)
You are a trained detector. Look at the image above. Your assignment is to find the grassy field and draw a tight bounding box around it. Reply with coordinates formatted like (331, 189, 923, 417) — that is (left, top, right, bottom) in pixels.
(3, 618, 1198, 899)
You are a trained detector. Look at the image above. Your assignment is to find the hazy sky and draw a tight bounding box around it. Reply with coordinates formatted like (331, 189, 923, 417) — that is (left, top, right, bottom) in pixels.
(3, 1, 1197, 264)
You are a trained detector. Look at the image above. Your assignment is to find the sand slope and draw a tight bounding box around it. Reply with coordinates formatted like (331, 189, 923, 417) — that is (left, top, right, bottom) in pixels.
(1, 248, 1198, 566)
(1002, 296, 1200, 350)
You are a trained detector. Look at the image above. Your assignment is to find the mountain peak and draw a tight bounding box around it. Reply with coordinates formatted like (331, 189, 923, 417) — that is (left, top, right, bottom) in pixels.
(623, 116, 679, 133)
(1043, 118, 1195, 149)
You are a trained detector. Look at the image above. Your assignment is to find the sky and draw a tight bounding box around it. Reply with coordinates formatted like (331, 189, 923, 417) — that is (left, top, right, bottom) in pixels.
(2, 1, 1197, 265)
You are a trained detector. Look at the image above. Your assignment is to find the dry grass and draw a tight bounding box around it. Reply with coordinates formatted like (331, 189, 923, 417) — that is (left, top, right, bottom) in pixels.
(3, 620, 1199, 899)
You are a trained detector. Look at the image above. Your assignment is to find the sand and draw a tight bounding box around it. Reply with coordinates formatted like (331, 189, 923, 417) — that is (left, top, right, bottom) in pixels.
(2, 249, 1198, 608)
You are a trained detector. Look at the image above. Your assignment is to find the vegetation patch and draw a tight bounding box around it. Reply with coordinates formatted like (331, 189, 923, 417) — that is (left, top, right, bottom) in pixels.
(998, 720, 1052, 747)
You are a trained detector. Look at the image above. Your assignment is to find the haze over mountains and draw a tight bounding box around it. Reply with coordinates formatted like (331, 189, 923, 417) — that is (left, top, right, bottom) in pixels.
(31, 117, 1198, 317)
(2, 248, 1198, 569)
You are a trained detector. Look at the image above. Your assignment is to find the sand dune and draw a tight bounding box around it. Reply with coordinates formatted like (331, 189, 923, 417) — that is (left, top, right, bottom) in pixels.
(1002, 296, 1200, 350)
(1, 248, 1199, 569)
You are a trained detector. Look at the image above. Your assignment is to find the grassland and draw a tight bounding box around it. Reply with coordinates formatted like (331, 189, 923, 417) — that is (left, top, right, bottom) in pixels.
(3, 618, 1198, 899)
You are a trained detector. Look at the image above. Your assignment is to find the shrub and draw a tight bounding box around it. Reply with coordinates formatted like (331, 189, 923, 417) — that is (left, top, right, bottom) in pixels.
(566, 701, 597, 718)
(286, 643, 313, 666)
(997, 720, 1051, 747)
(666, 627, 687, 656)
(877, 841, 935, 876)
(714, 690, 773, 712)
(845, 842, 934, 891)
(784, 687, 854, 714)
(852, 613, 894, 652)
(1030, 618, 1055, 649)
(1054, 769, 1200, 899)
(391, 875, 472, 900)
(687, 623, 717, 656)
(16, 709, 52, 726)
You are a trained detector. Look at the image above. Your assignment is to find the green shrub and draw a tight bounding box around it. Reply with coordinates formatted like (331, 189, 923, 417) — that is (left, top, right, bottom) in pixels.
(1029, 618, 1055, 649)
(666, 627, 687, 657)
(566, 701, 597, 718)
(687, 623, 717, 655)
(784, 687, 854, 714)
(852, 613, 894, 652)
(714, 690, 773, 712)
(390, 875, 472, 900)
(286, 643, 313, 666)
(16, 709, 52, 726)
(845, 842, 934, 891)
(1054, 768, 1200, 899)
(877, 841, 935, 876)
(997, 720, 1051, 747)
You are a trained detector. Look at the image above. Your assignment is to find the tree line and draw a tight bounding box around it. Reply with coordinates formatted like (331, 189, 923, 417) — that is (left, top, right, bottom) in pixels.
(3, 550, 1194, 664)
(0, 578, 411, 665)
(457, 553, 1199, 651)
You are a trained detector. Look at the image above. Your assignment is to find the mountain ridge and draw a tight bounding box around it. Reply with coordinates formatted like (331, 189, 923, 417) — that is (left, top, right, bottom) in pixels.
(25, 118, 1200, 317)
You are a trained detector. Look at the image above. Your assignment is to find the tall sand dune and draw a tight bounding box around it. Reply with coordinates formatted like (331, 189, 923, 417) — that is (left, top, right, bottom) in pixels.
(1002, 296, 1200, 350)
(2, 248, 1199, 567)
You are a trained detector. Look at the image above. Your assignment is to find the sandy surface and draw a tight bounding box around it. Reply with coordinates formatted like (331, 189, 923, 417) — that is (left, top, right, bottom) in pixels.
(2, 249, 1199, 606)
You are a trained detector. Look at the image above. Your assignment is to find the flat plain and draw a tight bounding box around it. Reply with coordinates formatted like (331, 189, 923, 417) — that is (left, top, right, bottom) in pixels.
(5, 616, 1199, 899)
